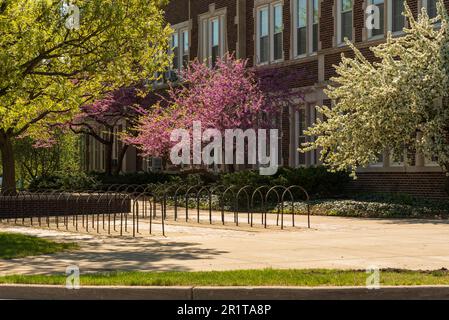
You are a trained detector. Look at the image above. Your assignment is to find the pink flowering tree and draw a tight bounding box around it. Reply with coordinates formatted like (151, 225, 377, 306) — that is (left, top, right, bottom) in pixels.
(128, 54, 305, 167)
(69, 86, 147, 175)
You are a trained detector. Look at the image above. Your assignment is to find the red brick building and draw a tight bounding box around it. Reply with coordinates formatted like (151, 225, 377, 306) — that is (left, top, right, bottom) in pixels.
(86, 0, 448, 198)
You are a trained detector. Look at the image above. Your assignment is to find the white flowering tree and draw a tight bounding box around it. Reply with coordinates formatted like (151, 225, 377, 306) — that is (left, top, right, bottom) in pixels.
(303, 0, 449, 182)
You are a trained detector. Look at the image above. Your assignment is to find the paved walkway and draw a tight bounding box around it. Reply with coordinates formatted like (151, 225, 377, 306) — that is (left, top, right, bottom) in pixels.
(1, 215, 449, 275)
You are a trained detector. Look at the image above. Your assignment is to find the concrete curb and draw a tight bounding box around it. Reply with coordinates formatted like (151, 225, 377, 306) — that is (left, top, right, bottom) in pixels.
(192, 286, 449, 300)
(0, 284, 192, 300)
(2, 284, 449, 300)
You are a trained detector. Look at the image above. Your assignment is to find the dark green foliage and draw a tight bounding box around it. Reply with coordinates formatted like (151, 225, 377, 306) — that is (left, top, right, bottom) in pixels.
(27, 166, 350, 198)
(220, 166, 351, 198)
(28, 171, 100, 191)
(90, 171, 173, 185)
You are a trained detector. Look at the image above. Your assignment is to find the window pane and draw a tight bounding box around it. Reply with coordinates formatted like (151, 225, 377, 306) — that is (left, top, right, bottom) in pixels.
(211, 19, 219, 47)
(273, 4, 283, 60)
(392, 0, 404, 32)
(259, 7, 269, 63)
(312, 23, 318, 52)
(427, 0, 437, 18)
(297, 0, 307, 28)
(297, 27, 306, 55)
(260, 36, 269, 63)
(182, 30, 189, 53)
(342, 0, 352, 12)
(211, 45, 219, 67)
(274, 5, 283, 34)
(182, 30, 189, 68)
(313, 0, 319, 23)
(274, 32, 283, 60)
(172, 33, 179, 70)
(260, 8, 269, 37)
(341, 11, 352, 40)
(371, 2, 384, 36)
(312, 0, 319, 52)
(297, 0, 307, 55)
(298, 109, 306, 165)
(211, 19, 220, 66)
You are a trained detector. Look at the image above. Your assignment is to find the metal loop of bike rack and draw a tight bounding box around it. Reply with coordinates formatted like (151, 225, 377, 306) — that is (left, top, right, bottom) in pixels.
(0, 183, 311, 237)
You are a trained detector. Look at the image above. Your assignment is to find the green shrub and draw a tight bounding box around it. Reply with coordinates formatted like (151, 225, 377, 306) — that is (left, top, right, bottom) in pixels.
(278, 195, 449, 218)
(27, 166, 349, 197)
(28, 171, 99, 190)
(220, 166, 350, 198)
(90, 171, 173, 185)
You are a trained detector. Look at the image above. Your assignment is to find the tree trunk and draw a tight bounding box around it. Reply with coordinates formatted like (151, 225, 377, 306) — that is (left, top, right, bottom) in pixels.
(104, 142, 113, 176)
(0, 134, 16, 194)
(113, 144, 129, 176)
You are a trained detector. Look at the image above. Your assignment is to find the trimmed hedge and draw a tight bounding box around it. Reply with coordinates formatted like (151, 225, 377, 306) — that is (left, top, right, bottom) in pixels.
(90, 171, 173, 185)
(28, 166, 350, 198)
(28, 171, 99, 190)
(220, 166, 351, 198)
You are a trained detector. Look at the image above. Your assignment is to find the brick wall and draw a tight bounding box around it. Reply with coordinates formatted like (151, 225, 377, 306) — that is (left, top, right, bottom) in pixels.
(160, 0, 449, 199)
(346, 172, 449, 200)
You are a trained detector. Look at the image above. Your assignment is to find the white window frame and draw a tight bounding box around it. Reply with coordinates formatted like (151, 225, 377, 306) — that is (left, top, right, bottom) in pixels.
(367, 0, 385, 40)
(293, 0, 319, 58)
(200, 11, 226, 67)
(256, 2, 284, 65)
(154, 22, 190, 86)
(169, 25, 190, 73)
(209, 17, 221, 66)
(271, 2, 284, 62)
(337, 0, 353, 45)
(180, 28, 190, 69)
(256, 5, 270, 65)
(388, 0, 406, 35)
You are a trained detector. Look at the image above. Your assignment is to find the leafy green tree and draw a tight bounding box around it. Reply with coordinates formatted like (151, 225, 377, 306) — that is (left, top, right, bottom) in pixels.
(0, 0, 171, 192)
(14, 132, 81, 187)
(303, 1, 449, 182)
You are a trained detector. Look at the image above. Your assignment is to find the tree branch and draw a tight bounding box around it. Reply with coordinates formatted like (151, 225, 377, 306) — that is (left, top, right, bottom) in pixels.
(70, 123, 111, 145)
(15, 108, 71, 137)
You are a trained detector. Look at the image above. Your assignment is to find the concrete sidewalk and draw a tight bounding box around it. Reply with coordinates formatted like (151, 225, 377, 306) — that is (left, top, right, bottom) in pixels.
(1, 215, 449, 275)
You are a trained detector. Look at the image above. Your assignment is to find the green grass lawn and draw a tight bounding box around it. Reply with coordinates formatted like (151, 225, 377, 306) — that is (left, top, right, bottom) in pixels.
(0, 232, 79, 259)
(1, 269, 449, 286)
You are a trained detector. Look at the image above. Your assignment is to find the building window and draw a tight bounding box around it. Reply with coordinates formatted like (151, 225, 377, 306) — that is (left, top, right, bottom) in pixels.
(389, 0, 405, 33)
(312, 0, 319, 52)
(337, 0, 353, 44)
(368, 0, 385, 38)
(171, 32, 179, 71)
(273, 3, 283, 61)
(294, 103, 316, 166)
(211, 18, 220, 67)
(181, 29, 189, 68)
(256, 2, 284, 64)
(258, 6, 269, 63)
(170, 27, 189, 72)
(294, 0, 319, 57)
(296, 108, 307, 166)
(201, 14, 225, 67)
(154, 25, 189, 85)
(422, 0, 437, 18)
